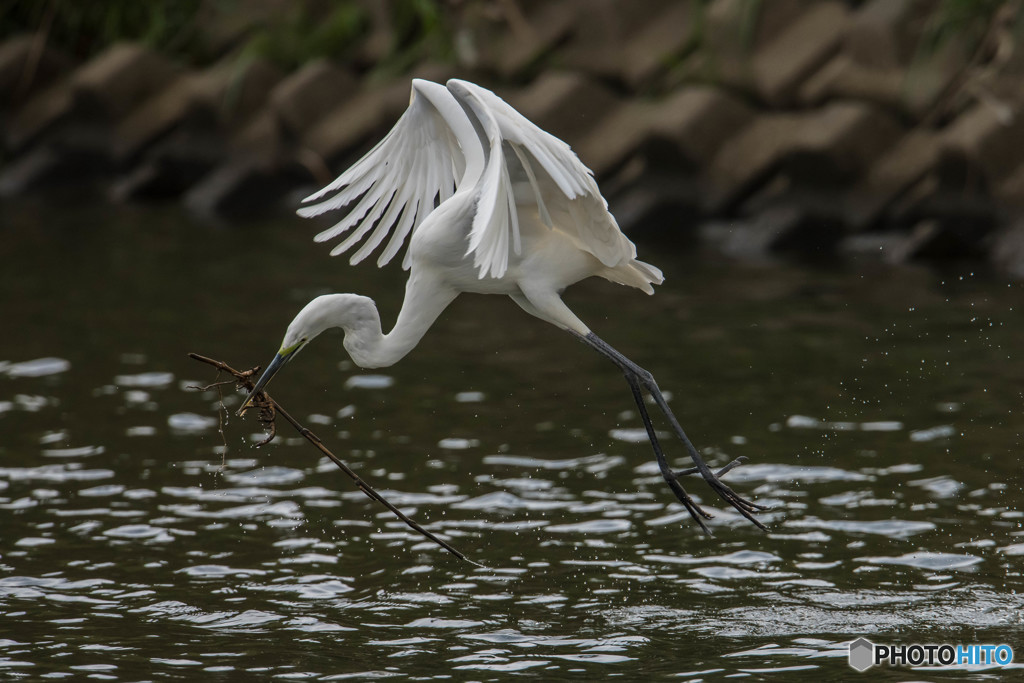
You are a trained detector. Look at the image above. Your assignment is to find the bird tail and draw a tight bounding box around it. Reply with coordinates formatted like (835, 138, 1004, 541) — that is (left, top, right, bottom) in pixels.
(602, 259, 664, 295)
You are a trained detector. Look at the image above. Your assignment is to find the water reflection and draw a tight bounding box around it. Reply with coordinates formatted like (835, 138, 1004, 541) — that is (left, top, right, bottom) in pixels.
(1, 201, 1023, 679)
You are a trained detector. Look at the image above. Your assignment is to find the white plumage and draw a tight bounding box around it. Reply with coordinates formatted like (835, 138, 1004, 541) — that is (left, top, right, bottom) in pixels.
(297, 78, 660, 287)
(240, 78, 765, 535)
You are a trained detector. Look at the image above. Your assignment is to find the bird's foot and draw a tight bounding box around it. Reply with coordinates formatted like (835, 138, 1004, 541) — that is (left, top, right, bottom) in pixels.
(663, 476, 714, 535)
(672, 456, 769, 532)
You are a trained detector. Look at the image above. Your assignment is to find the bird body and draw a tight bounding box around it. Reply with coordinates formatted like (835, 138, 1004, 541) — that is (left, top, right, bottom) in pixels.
(241, 78, 765, 534)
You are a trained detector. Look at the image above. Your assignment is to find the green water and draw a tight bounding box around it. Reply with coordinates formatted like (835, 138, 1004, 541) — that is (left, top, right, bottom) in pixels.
(1, 199, 1022, 680)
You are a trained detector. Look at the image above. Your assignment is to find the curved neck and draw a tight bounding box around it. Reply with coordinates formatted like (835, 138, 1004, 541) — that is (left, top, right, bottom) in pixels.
(310, 276, 457, 369)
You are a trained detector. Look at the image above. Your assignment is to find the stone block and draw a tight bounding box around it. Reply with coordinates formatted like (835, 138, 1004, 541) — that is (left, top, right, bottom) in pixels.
(805, 42, 968, 120)
(268, 60, 357, 137)
(938, 101, 1024, 190)
(507, 71, 618, 144)
(997, 164, 1024, 208)
(6, 42, 180, 152)
(844, 0, 935, 69)
(991, 219, 1024, 278)
(111, 128, 227, 200)
(576, 101, 656, 178)
(5, 85, 73, 152)
(560, 0, 677, 80)
(648, 87, 753, 168)
(303, 80, 411, 166)
(885, 218, 992, 263)
(493, 1, 577, 78)
(577, 85, 752, 179)
(185, 156, 308, 217)
(619, 2, 698, 87)
(701, 203, 846, 260)
(799, 54, 905, 110)
(608, 173, 703, 240)
(0, 34, 71, 107)
(72, 43, 182, 119)
(848, 129, 941, 227)
(116, 57, 283, 161)
(696, 0, 811, 94)
(708, 102, 900, 210)
(0, 143, 110, 196)
(752, 1, 850, 105)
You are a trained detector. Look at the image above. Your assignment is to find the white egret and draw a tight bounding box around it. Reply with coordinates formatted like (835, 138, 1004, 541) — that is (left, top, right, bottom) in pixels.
(239, 78, 765, 534)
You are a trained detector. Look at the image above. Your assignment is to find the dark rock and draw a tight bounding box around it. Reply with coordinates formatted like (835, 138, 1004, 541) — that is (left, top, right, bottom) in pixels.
(696, 0, 811, 93)
(884, 219, 991, 263)
(6, 43, 181, 154)
(0, 35, 72, 110)
(844, 0, 935, 69)
(507, 71, 618, 144)
(0, 144, 111, 196)
(268, 60, 357, 139)
(607, 173, 703, 242)
(575, 101, 655, 179)
(302, 64, 452, 168)
(997, 163, 1024, 208)
(111, 128, 227, 201)
(618, 2, 699, 88)
(116, 57, 283, 162)
(799, 54, 906, 111)
(848, 129, 941, 228)
(577, 86, 752, 180)
(640, 87, 754, 172)
(560, 0, 676, 81)
(74, 43, 183, 119)
(700, 203, 846, 261)
(991, 219, 1024, 278)
(752, 1, 850, 106)
(233, 60, 357, 157)
(5, 85, 74, 153)
(184, 157, 311, 217)
(707, 102, 902, 211)
(937, 101, 1024, 193)
(303, 81, 410, 167)
(494, 2, 577, 79)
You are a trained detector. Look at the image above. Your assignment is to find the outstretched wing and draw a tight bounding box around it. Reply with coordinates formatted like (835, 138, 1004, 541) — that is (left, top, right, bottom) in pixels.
(297, 80, 468, 269)
(448, 79, 637, 277)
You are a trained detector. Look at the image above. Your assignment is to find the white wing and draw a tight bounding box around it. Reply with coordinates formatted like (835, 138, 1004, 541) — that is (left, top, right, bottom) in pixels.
(297, 80, 467, 269)
(448, 79, 637, 277)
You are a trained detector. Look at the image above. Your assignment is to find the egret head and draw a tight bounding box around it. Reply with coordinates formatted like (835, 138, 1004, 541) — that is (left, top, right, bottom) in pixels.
(237, 295, 358, 415)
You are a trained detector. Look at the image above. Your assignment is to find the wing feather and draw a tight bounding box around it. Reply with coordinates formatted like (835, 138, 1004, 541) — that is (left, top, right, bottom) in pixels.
(448, 79, 636, 275)
(299, 80, 464, 266)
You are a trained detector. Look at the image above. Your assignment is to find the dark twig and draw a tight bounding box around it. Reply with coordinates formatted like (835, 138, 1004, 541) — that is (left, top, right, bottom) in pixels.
(188, 352, 481, 567)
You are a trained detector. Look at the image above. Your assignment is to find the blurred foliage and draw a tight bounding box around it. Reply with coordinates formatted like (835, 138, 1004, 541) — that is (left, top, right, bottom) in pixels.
(237, 4, 369, 69)
(923, 0, 1010, 53)
(0, 0, 455, 70)
(0, 0, 204, 59)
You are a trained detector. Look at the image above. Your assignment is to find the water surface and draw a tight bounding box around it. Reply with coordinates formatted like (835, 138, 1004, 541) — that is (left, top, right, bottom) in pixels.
(1, 200, 1022, 680)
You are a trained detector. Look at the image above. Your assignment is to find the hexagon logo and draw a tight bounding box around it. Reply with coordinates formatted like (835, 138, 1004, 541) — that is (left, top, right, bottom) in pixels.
(849, 638, 875, 672)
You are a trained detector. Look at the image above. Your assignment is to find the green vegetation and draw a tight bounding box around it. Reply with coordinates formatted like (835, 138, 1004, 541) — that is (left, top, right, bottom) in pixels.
(0, 0, 455, 69)
(237, 4, 369, 70)
(1, 0, 204, 59)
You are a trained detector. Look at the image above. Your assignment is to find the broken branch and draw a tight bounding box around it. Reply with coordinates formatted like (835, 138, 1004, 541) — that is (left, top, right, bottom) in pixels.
(188, 352, 480, 567)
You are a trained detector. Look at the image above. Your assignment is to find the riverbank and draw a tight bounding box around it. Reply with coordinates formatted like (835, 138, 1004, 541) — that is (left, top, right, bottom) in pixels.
(2, 0, 1023, 276)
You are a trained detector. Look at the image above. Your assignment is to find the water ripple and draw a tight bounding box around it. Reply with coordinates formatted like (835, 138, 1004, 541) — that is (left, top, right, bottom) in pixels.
(785, 517, 936, 538)
(724, 464, 871, 484)
(856, 552, 983, 571)
(4, 357, 71, 378)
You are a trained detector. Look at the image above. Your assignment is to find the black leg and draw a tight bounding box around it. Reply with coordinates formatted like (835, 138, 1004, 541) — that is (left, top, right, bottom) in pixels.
(576, 331, 768, 532)
(625, 373, 713, 534)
